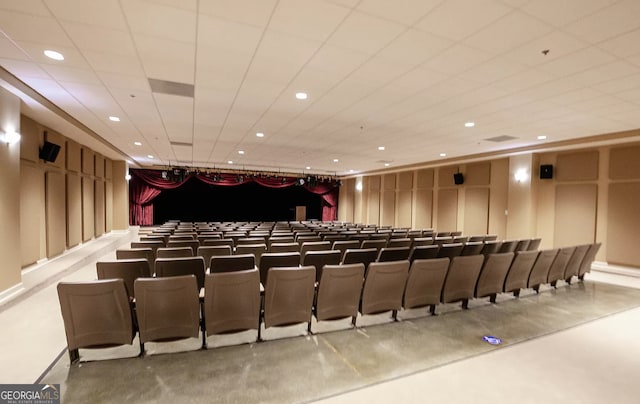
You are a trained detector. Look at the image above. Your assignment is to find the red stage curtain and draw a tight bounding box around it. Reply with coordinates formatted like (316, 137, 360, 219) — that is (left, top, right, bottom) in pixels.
(129, 169, 340, 225)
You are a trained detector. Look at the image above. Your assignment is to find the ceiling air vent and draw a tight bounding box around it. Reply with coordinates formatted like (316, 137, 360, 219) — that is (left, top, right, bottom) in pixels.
(170, 141, 193, 147)
(484, 135, 518, 142)
(148, 78, 194, 98)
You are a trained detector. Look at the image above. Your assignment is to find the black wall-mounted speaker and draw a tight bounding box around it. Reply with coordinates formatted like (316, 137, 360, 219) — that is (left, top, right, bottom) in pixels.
(453, 173, 464, 185)
(540, 164, 553, 179)
(39, 141, 61, 163)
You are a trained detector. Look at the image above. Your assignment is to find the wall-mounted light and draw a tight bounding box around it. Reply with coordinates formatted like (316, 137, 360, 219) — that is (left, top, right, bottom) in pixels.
(0, 130, 21, 144)
(356, 181, 363, 192)
(125, 173, 132, 181)
(514, 168, 529, 183)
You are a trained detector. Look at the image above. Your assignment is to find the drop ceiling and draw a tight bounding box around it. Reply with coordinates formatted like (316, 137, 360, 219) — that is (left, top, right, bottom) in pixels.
(1, 0, 640, 175)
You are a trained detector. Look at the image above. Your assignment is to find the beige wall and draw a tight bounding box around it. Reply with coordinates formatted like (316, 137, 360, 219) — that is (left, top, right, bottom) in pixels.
(341, 141, 640, 269)
(0, 88, 22, 291)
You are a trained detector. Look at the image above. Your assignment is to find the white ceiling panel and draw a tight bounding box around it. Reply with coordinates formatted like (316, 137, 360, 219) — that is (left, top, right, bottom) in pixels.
(521, 0, 617, 28)
(198, 0, 276, 29)
(268, 0, 350, 42)
(134, 34, 195, 83)
(46, 0, 128, 30)
(61, 22, 137, 56)
(326, 11, 405, 54)
(357, 0, 442, 26)
(0, 11, 71, 46)
(121, 0, 196, 43)
(40, 65, 101, 85)
(502, 30, 589, 67)
(537, 46, 616, 78)
(423, 44, 493, 75)
(0, 38, 30, 61)
(83, 51, 146, 76)
(565, 0, 640, 44)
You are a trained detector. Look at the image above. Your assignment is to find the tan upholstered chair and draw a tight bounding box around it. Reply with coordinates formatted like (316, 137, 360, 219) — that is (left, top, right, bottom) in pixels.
(96, 259, 151, 299)
(314, 263, 365, 329)
(57, 279, 135, 363)
(411, 237, 434, 247)
(331, 240, 360, 260)
(436, 243, 464, 259)
(268, 242, 300, 253)
(514, 239, 531, 252)
(361, 239, 388, 252)
(408, 245, 439, 262)
(562, 244, 590, 284)
(166, 240, 200, 255)
(475, 252, 515, 303)
(441, 255, 484, 309)
(503, 250, 539, 297)
(546, 246, 577, 287)
(210, 254, 255, 274)
(359, 260, 410, 322)
(299, 241, 331, 262)
(480, 240, 502, 256)
(156, 246, 194, 259)
(131, 241, 164, 258)
(202, 238, 235, 249)
(116, 248, 154, 272)
(235, 244, 267, 267)
(261, 266, 316, 339)
(134, 275, 202, 353)
(527, 238, 542, 251)
(460, 242, 484, 256)
(578, 243, 601, 280)
(376, 247, 411, 262)
(155, 256, 206, 290)
(203, 269, 260, 340)
(341, 248, 379, 271)
(498, 240, 518, 253)
(259, 252, 301, 285)
(302, 250, 342, 283)
(527, 249, 559, 292)
(403, 258, 449, 315)
(387, 238, 412, 249)
(197, 245, 232, 270)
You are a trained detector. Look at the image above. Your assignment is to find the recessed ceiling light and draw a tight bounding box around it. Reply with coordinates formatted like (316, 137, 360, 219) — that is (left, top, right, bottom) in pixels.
(440, 153, 447, 157)
(305, 166, 311, 170)
(295, 92, 308, 100)
(537, 135, 547, 140)
(256, 132, 264, 138)
(378, 146, 385, 151)
(44, 50, 64, 61)
(349, 169, 354, 173)
(109, 116, 120, 122)
(238, 150, 245, 155)
(384, 163, 390, 167)
(147, 154, 154, 159)
(134, 141, 142, 146)
(333, 159, 339, 163)
(465, 122, 475, 128)
(228, 160, 233, 164)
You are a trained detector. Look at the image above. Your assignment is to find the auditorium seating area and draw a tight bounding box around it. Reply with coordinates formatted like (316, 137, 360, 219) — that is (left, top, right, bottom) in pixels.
(57, 220, 601, 363)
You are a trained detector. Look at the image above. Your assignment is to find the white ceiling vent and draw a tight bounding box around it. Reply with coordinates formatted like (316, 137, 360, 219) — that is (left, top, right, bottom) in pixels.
(484, 135, 518, 142)
(148, 78, 194, 98)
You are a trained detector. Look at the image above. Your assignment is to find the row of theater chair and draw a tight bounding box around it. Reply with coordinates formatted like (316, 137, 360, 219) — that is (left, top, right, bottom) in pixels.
(59, 242, 600, 363)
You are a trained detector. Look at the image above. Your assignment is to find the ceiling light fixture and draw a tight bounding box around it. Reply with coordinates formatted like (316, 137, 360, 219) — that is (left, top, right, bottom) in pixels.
(465, 122, 475, 128)
(305, 166, 311, 170)
(384, 163, 390, 167)
(333, 159, 339, 163)
(134, 141, 142, 146)
(256, 132, 264, 138)
(537, 135, 547, 140)
(44, 50, 64, 61)
(109, 116, 120, 122)
(228, 160, 233, 164)
(295, 92, 308, 100)
(238, 150, 245, 155)
(440, 153, 447, 157)
(147, 154, 154, 159)
(378, 146, 385, 151)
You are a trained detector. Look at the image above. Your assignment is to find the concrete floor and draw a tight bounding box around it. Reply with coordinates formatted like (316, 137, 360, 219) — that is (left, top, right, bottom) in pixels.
(3, 231, 640, 403)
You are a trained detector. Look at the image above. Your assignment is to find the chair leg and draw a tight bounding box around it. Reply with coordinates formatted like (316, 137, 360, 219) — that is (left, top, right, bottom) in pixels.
(429, 304, 437, 316)
(352, 314, 358, 328)
(462, 299, 469, 310)
(69, 349, 79, 364)
(551, 280, 557, 288)
(201, 330, 207, 350)
(578, 274, 585, 281)
(513, 289, 520, 298)
(307, 319, 313, 335)
(533, 285, 540, 293)
(392, 309, 398, 321)
(565, 277, 572, 285)
(138, 341, 145, 358)
(489, 294, 497, 304)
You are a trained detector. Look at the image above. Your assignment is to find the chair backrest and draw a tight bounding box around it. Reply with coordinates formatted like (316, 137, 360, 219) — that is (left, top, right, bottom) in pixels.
(360, 260, 410, 316)
(202, 238, 235, 249)
(268, 236, 295, 247)
(166, 239, 200, 254)
(134, 275, 201, 344)
(116, 248, 154, 270)
(475, 252, 514, 299)
(268, 242, 300, 253)
(546, 246, 576, 284)
(527, 238, 542, 251)
(131, 241, 164, 258)
(484, 234, 498, 241)
(169, 234, 196, 242)
(361, 239, 388, 251)
(236, 237, 267, 246)
(411, 237, 434, 247)
(341, 248, 379, 270)
(514, 239, 530, 252)
(578, 242, 601, 278)
(436, 243, 464, 259)
(234, 243, 267, 265)
(403, 258, 450, 310)
(263, 266, 316, 329)
(140, 235, 167, 245)
(527, 249, 559, 288)
(408, 245, 440, 262)
(203, 269, 261, 335)
(387, 238, 412, 249)
(376, 247, 411, 262)
(197, 245, 232, 269)
(467, 235, 486, 242)
(498, 240, 518, 253)
(332, 240, 360, 260)
(300, 241, 332, 260)
(480, 240, 501, 255)
(57, 279, 134, 354)
(441, 255, 484, 304)
(259, 252, 301, 285)
(302, 250, 342, 282)
(503, 250, 539, 293)
(460, 241, 484, 256)
(315, 263, 365, 322)
(157, 247, 194, 259)
(96, 259, 151, 299)
(210, 254, 256, 274)
(154, 256, 206, 289)
(562, 244, 590, 281)
(434, 236, 453, 246)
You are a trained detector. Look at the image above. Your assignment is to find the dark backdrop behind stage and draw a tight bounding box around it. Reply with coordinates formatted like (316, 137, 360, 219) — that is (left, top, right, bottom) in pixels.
(153, 176, 322, 223)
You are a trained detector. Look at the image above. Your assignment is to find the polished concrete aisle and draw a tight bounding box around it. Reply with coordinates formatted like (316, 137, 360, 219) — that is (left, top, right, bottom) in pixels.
(40, 277, 640, 403)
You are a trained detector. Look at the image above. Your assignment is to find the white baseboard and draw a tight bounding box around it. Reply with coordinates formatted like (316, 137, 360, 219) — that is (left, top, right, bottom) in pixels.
(592, 261, 640, 278)
(0, 282, 25, 306)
